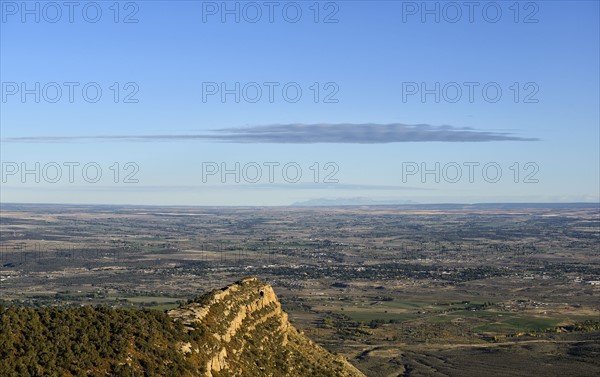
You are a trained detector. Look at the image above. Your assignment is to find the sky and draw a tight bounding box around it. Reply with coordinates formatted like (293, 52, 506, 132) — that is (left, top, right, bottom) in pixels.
(0, 0, 598, 205)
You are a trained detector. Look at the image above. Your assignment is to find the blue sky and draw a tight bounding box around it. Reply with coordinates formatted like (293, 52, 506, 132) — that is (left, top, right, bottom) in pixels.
(1, 0, 598, 205)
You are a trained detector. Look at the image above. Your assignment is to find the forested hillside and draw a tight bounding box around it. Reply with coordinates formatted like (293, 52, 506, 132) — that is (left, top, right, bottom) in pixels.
(0, 305, 198, 376)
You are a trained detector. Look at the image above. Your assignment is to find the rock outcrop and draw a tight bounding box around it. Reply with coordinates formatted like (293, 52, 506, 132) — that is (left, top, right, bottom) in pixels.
(168, 277, 365, 377)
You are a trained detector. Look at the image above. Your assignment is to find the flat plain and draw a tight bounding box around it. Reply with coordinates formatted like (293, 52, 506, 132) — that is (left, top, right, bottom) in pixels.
(1, 203, 599, 376)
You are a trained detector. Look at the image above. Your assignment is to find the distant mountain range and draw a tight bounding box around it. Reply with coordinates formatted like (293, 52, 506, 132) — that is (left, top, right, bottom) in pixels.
(291, 199, 599, 209)
(291, 197, 419, 206)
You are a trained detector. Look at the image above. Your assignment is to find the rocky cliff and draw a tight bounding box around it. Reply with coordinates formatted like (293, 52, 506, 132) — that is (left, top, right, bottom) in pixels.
(168, 277, 365, 377)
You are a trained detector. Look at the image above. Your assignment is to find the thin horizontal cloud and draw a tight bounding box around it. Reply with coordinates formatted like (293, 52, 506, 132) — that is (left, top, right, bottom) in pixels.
(1, 184, 434, 192)
(210, 124, 538, 143)
(1, 123, 538, 144)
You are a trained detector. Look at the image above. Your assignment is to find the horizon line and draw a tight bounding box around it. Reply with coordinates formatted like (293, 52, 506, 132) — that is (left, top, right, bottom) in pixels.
(1, 201, 598, 208)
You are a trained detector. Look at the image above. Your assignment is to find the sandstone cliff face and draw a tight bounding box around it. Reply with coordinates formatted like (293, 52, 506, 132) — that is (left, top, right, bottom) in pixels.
(168, 277, 364, 377)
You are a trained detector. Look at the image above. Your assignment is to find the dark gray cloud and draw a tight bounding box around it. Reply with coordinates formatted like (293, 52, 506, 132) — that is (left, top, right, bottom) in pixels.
(1, 123, 538, 144)
(210, 124, 537, 143)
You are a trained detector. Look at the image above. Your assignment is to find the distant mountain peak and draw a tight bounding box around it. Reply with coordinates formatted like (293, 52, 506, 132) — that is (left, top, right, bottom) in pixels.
(292, 197, 419, 206)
